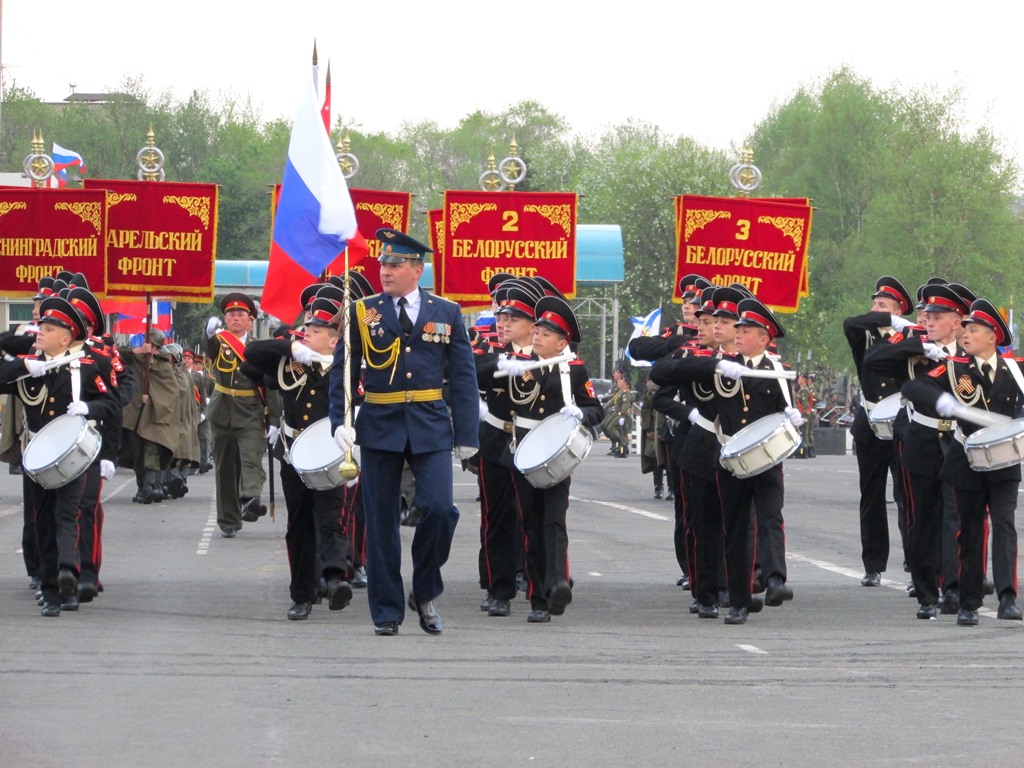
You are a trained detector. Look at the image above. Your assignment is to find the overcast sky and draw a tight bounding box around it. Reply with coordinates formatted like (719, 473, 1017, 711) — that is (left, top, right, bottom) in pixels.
(4, 1, 1022, 165)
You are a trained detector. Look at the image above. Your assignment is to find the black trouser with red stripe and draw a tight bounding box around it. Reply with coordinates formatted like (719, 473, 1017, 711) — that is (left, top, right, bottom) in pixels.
(667, 453, 689, 578)
(716, 464, 784, 610)
(29, 473, 86, 604)
(21, 473, 41, 579)
(512, 471, 570, 611)
(477, 457, 519, 601)
(856, 435, 907, 573)
(953, 480, 1019, 611)
(689, 471, 725, 606)
(904, 466, 945, 607)
(280, 460, 349, 604)
(77, 461, 104, 586)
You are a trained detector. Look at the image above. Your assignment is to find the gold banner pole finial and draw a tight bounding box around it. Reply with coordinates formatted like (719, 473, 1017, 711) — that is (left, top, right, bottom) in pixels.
(479, 147, 505, 192)
(498, 131, 527, 191)
(23, 130, 55, 187)
(336, 129, 360, 180)
(728, 145, 762, 198)
(136, 124, 166, 182)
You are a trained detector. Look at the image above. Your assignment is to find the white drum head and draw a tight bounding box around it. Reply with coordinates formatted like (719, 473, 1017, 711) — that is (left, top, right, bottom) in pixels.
(290, 418, 343, 471)
(515, 416, 577, 469)
(23, 415, 85, 470)
(966, 419, 1024, 447)
(870, 394, 904, 422)
(723, 413, 789, 456)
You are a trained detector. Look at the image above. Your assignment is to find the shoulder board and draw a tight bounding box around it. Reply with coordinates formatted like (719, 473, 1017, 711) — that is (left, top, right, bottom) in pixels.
(569, 359, 584, 366)
(888, 332, 904, 343)
(486, 341, 505, 349)
(691, 348, 715, 357)
(16, 353, 39, 360)
(928, 365, 947, 378)
(80, 357, 95, 365)
(660, 328, 673, 339)
(473, 347, 485, 356)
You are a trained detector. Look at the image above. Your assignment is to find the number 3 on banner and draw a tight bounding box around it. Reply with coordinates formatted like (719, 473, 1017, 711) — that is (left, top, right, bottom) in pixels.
(502, 211, 519, 232)
(735, 219, 750, 241)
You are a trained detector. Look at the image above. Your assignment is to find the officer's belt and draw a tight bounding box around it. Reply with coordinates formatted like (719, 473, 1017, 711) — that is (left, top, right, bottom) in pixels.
(364, 388, 443, 405)
(282, 423, 303, 439)
(214, 383, 257, 397)
(692, 412, 717, 434)
(906, 403, 954, 432)
(484, 411, 542, 432)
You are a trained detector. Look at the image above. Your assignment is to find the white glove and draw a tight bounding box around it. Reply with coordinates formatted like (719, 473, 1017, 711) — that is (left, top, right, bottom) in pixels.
(266, 425, 280, 445)
(688, 409, 701, 425)
(205, 317, 222, 337)
(936, 393, 959, 418)
(99, 459, 115, 480)
(715, 360, 747, 380)
(454, 445, 478, 461)
(345, 476, 360, 489)
(618, 417, 625, 426)
(478, 399, 489, 422)
(560, 404, 584, 421)
(890, 315, 913, 332)
(497, 357, 531, 377)
(23, 358, 46, 377)
(199, 413, 206, 423)
(785, 406, 805, 427)
(921, 342, 948, 361)
(67, 401, 89, 417)
(333, 425, 356, 453)
(290, 340, 316, 365)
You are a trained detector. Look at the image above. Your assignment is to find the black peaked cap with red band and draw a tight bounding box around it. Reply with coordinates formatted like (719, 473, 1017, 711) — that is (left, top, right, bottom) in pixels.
(964, 298, 1012, 347)
(711, 286, 748, 319)
(920, 283, 970, 316)
(306, 297, 342, 328)
(38, 296, 87, 341)
(535, 296, 581, 344)
(694, 286, 719, 317)
(872, 275, 913, 315)
(220, 292, 257, 318)
(734, 297, 786, 339)
(67, 287, 105, 335)
(494, 283, 538, 320)
(487, 271, 517, 295)
(678, 273, 712, 300)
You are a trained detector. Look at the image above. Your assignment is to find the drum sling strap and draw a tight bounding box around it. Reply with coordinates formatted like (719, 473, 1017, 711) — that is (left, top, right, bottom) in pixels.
(1003, 358, 1024, 402)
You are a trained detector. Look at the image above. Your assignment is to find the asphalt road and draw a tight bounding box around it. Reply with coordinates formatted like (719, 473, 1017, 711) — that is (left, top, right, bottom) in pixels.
(2, 442, 1022, 767)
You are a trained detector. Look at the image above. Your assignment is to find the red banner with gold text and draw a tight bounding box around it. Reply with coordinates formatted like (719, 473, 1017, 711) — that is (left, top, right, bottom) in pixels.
(441, 190, 577, 304)
(427, 208, 446, 298)
(673, 195, 812, 312)
(84, 179, 218, 302)
(0, 187, 107, 297)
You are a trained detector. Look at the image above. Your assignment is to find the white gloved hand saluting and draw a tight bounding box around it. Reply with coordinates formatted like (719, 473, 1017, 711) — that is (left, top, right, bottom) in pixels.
(290, 340, 316, 365)
(784, 406, 805, 427)
(454, 445, 478, 461)
(99, 459, 115, 480)
(497, 357, 532, 377)
(23, 358, 46, 377)
(921, 342, 948, 361)
(561, 404, 584, 421)
(935, 392, 959, 418)
(333, 425, 356, 453)
(715, 360, 747, 380)
(205, 317, 222, 338)
(889, 315, 913, 332)
(67, 401, 89, 417)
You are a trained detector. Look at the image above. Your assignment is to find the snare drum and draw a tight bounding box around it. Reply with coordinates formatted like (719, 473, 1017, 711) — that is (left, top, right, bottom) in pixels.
(22, 414, 102, 489)
(963, 419, 1024, 472)
(513, 415, 593, 489)
(288, 418, 360, 491)
(720, 413, 802, 479)
(868, 393, 905, 440)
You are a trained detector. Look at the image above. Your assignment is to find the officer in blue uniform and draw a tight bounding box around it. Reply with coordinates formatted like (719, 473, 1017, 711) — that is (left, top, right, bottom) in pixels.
(329, 228, 479, 636)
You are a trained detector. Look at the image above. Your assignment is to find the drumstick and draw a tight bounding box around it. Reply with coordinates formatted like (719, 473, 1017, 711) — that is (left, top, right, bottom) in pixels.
(738, 368, 797, 381)
(493, 351, 576, 378)
(15, 351, 86, 380)
(950, 403, 1013, 428)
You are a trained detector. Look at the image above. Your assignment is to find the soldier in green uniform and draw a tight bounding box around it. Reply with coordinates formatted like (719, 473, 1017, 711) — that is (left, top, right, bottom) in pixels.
(205, 293, 268, 538)
(600, 368, 633, 457)
(795, 373, 816, 458)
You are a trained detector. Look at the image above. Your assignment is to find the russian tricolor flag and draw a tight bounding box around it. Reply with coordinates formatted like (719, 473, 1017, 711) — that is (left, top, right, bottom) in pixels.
(52, 142, 86, 173)
(262, 73, 367, 321)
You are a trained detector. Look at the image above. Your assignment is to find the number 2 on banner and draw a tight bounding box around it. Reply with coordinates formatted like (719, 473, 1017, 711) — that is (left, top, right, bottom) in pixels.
(502, 211, 519, 232)
(735, 219, 750, 241)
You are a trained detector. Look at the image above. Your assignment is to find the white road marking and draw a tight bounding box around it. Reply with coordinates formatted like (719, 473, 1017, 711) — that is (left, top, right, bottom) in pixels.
(569, 495, 671, 521)
(196, 496, 218, 555)
(736, 644, 768, 655)
(587, 571, 603, 577)
(1, 476, 133, 521)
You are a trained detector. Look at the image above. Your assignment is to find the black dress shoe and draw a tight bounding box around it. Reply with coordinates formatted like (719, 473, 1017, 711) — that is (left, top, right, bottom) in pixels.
(407, 594, 443, 635)
(58, 567, 77, 599)
(77, 580, 99, 603)
(723, 607, 748, 625)
(351, 566, 368, 588)
(688, 599, 700, 614)
(220, 528, 236, 538)
(678, 574, 690, 591)
(653, 486, 663, 499)
(907, 581, 917, 598)
(916, 604, 937, 620)
(28, 575, 41, 590)
(240, 497, 266, 523)
(373, 621, 400, 636)
(764, 576, 793, 606)
(527, 608, 550, 623)
(327, 579, 353, 611)
(939, 588, 959, 615)
(860, 572, 881, 587)
(60, 595, 79, 611)
(287, 602, 312, 620)
(956, 608, 979, 626)
(480, 593, 496, 612)
(665, 490, 674, 501)
(488, 599, 511, 617)
(548, 582, 572, 616)
(40, 602, 61, 617)
(698, 603, 719, 619)
(997, 594, 1023, 620)
(751, 575, 765, 595)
